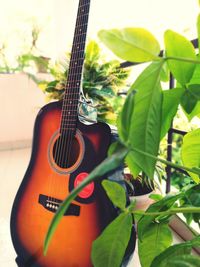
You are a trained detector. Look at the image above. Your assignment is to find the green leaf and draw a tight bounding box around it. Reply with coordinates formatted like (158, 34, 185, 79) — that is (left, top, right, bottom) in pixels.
(189, 60, 200, 85)
(98, 28, 160, 62)
(181, 129, 200, 183)
(160, 62, 169, 82)
(197, 14, 200, 54)
(168, 255, 200, 267)
(188, 84, 200, 99)
(181, 184, 200, 224)
(151, 235, 200, 267)
(138, 222, 172, 267)
(181, 91, 198, 114)
(128, 61, 163, 178)
(149, 193, 163, 202)
(102, 180, 126, 210)
(161, 88, 184, 139)
(117, 90, 136, 144)
(125, 151, 141, 178)
(164, 30, 196, 85)
(137, 193, 182, 239)
(181, 84, 200, 114)
(85, 40, 100, 62)
(91, 213, 133, 267)
(185, 101, 200, 121)
(108, 141, 125, 156)
(44, 147, 128, 255)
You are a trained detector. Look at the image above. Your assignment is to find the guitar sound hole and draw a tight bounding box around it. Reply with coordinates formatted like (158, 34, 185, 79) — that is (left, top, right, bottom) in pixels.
(52, 133, 80, 169)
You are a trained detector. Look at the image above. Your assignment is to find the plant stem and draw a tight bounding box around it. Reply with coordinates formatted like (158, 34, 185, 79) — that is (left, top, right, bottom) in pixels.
(131, 207, 200, 217)
(131, 147, 200, 176)
(165, 56, 200, 65)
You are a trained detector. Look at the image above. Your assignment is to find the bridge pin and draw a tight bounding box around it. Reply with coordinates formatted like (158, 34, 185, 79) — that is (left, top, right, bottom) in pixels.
(52, 205, 55, 209)
(49, 204, 52, 208)
(55, 206, 58, 210)
(46, 203, 49, 207)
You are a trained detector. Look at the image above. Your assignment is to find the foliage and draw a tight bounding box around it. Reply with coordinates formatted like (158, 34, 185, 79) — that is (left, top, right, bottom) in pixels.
(40, 40, 130, 125)
(0, 24, 50, 74)
(44, 12, 200, 267)
(181, 128, 200, 183)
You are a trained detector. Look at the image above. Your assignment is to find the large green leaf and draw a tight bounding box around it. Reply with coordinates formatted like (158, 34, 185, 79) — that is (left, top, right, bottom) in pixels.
(125, 151, 141, 178)
(128, 61, 163, 178)
(185, 101, 200, 121)
(102, 180, 126, 210)
(85, 40, 100, 62)
(181, 84, 200, 114)
(44, 146, 128, 254)
(168, 255, 200, 267)
(117, 90, 136, 144)
(161, 88, 184, 139)
(181, 184, 200, 224)
(138, 222, 172, 267)
(189, 56, 200, 85)
(181, 129, 200, 183)
(188, 84, 200, 99)
(137, 193, 182, 239)
(197, 14, 200, 54)
(98, 28, 160, 62)
(151, 235, 200, 267)
(91, 213, 133, 267)
(164, 30, 196, 85)
(181, 92, 197, 114)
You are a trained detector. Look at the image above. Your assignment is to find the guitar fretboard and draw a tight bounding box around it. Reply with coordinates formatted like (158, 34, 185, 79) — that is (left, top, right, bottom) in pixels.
(60, 0, 91, 133)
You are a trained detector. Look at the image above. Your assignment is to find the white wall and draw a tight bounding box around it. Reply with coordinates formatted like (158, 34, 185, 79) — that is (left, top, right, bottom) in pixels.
(0, 74, 46, 148)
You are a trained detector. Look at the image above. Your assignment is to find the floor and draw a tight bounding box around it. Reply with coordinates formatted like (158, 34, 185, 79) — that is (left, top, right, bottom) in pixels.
(0, 147, 141, 267)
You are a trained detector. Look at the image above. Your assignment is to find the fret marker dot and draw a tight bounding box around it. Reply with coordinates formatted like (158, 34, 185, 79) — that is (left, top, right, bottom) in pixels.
(77, 82, 79, 85)
(79, 29, 82, 32)
(68, 112, 71, 114)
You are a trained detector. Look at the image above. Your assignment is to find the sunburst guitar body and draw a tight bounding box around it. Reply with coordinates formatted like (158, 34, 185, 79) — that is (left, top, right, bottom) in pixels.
(11, 101, 115, 267)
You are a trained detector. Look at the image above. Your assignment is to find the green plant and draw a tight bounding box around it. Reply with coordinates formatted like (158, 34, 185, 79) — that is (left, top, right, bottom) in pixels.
(44, 14, 200, 267)
(0, 23, 50, 74)
(40, 40, 130, 125)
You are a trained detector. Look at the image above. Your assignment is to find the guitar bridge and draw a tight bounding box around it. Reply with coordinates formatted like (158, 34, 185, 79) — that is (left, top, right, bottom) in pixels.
(38, 194, 80, 216)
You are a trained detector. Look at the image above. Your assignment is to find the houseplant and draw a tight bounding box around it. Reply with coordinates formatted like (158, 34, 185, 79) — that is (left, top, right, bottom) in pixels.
(44, 14, 200, 267)
(38, 40, 130, 125)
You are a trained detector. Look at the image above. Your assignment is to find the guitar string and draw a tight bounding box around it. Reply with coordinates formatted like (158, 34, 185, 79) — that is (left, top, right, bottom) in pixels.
(62, 2, 89, 170)
(57, 0, 87, 170)
(58, 0, 90, 200)
(46, 0, 89, 206)
(53, 0, 85, 201)
(51, 0, 90, 202)
(59, 0, 90, 198)
(61, 0, 90, 169)
(66, 0, 91, 169)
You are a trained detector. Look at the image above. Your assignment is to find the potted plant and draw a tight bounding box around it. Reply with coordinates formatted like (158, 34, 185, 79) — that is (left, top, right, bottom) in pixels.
(43, 14, 200, 267)
(37, 40, 130, 125)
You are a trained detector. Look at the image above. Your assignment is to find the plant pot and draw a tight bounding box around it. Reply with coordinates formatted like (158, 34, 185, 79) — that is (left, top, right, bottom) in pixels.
(125, 174, 161, 211)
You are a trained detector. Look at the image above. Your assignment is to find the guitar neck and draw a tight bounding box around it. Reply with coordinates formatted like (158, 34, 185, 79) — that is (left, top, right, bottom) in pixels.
(61, 0, 91, 133)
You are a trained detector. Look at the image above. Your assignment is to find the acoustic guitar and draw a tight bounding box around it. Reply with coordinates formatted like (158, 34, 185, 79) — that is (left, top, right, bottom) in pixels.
(10, 0, 118, 266)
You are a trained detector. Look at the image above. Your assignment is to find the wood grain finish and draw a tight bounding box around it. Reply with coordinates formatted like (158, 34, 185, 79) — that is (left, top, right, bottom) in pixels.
(11, 101, 114, 267)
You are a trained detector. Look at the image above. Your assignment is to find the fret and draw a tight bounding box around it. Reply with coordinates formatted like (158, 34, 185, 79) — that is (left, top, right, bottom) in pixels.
(61, 123, 77, 127)
(62, 103, 79, 108)
(60, 117, 78, 121)
(60, 127, 76, 131)
(69, 57, 84, 63)
(62, 113, 78, 118)
(67, 72, 83, 78)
